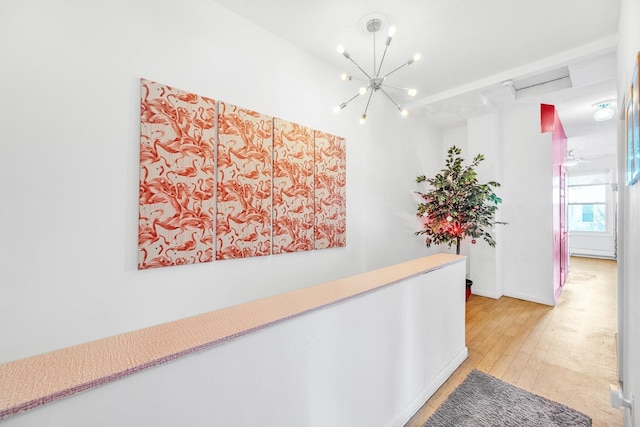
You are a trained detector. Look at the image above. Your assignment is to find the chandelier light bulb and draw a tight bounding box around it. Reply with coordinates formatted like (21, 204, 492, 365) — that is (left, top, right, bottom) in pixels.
(358, 86, 368, 95)
(407, 88, 417, 97)
(360, 114, 367, 124)
(401, 109, 408, 117)
(337, 45, 351, 58)
(386, 26, 396, 45)
(341, 73, 351, 81)
(333, 102, 347, 114)
(413, 53, 422, 62)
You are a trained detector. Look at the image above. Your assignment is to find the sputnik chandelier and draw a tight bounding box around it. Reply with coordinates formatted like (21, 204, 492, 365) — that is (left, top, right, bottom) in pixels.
(334, 17, 421, 123)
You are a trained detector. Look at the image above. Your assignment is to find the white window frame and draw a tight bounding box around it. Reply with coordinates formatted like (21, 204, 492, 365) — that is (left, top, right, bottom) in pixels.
(567, 170, 613, 236)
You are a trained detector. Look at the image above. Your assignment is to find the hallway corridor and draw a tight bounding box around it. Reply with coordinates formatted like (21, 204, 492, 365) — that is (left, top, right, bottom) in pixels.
(406, 256, 622, 427)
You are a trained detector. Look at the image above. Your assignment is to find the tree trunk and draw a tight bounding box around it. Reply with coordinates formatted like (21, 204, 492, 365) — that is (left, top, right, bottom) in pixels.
(456, 237, 461, 255)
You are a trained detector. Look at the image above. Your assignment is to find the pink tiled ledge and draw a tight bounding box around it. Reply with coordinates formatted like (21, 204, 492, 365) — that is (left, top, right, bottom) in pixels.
(0, 253, 464, 420)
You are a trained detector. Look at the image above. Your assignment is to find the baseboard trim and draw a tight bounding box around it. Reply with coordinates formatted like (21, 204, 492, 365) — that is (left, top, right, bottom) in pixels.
(503, 291, 555, 306)
(390, 346, 469, 427)
(570, 251, 616, 260)
(470, 288, 502, 299)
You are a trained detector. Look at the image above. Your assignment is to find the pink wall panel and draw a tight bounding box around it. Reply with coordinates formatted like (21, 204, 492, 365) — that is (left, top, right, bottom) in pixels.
(272, 119, 315, 254)
(542, 104, 569, 302)
(216, 102, 273, 259)
(314, 131, 346, 249)
(138, 79, 216, 269)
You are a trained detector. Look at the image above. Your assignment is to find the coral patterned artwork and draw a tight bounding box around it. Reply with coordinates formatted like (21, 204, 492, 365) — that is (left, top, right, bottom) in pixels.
(138, 79, 216, 269)
(272, 118, 315, 254)
(314, 131, 346, 249)
(216, 102, 273, 259)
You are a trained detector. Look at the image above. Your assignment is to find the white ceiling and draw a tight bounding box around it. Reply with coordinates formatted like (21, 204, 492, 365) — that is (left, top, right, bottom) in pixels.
(215, 0, 621, 156)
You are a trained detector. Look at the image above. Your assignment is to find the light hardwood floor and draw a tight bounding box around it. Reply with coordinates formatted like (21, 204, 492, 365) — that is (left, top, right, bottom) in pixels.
(405, 256, 623, 427)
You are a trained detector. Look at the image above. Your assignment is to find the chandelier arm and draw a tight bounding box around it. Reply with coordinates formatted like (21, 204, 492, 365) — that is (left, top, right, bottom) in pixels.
(346, 56, 372, 80)
(341, 90, 364, 108)
(342, 75, 369, 83)
(380, 83, 407, 92)
(379, 88, 403, 112)
(362, 90, 375, 116)
(372, 29, 377, 78)
(376, 43, 391, 77)
(382, 61, 410, 79)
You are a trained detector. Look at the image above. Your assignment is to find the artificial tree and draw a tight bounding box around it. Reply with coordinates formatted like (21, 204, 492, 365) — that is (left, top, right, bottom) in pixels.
(415, 146, 504, 255)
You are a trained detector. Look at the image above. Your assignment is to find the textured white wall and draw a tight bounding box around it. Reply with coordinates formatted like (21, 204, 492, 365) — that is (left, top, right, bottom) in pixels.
(0, 0, 442, 364)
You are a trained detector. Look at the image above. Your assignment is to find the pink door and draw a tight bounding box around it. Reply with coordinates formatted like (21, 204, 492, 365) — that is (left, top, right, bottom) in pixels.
(559, 165, 568, 286)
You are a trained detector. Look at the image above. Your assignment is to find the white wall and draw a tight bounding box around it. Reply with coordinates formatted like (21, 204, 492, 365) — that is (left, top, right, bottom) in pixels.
(500, 105, 555, 305)
(467, 113, 503, 298)
(0, 0, 442, 364)
(617, 0, 640, 425)
(0, 260, 467, 427)
(363, 106, 445, 270)
(442, 108, 555, 305)
(442, 125, 469, 156)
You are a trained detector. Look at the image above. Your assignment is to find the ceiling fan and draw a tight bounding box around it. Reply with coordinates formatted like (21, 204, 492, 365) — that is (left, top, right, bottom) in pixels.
(565, 149, 607, 166)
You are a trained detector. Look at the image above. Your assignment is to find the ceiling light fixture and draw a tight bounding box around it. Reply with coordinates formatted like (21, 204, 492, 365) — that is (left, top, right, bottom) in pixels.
(592, 100, 616, 122)
(333, 17, 420, 123)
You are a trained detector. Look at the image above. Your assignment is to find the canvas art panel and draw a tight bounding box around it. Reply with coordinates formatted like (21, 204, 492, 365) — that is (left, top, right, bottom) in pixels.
(138, 79, 216, 269)
(272, 118, 315, 254)
(216, 102, 273, 259)
(314, 131, 346, 249)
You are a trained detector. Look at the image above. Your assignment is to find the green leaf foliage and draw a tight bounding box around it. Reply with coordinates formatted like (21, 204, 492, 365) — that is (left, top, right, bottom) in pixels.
(415, 146, 506, 253)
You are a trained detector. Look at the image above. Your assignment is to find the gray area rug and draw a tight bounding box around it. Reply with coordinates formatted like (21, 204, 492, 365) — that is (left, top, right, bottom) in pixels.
(423, 370, 592, 427)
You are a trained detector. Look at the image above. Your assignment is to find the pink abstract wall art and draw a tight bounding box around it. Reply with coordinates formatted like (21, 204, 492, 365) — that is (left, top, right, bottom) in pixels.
(314, 131, 346, 249)
(138, 79, 216, 269)
(216, 102, 273, 260)
(272, 118, 315, 254)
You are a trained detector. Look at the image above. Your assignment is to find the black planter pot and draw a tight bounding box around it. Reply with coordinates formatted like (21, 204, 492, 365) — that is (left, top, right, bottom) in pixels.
(465, 279, 473, 301)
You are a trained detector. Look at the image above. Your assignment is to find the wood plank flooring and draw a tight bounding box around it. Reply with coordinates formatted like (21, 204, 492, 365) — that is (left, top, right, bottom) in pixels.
(405, 256, 622, 427)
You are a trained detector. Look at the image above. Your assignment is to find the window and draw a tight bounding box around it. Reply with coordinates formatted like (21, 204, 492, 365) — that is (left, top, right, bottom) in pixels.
(581, 205, 594, 222)
(567, 172, 609, 233)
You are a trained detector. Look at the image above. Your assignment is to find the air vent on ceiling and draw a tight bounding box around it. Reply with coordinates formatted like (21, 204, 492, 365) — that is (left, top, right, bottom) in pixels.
(503, 66, 572, 100)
